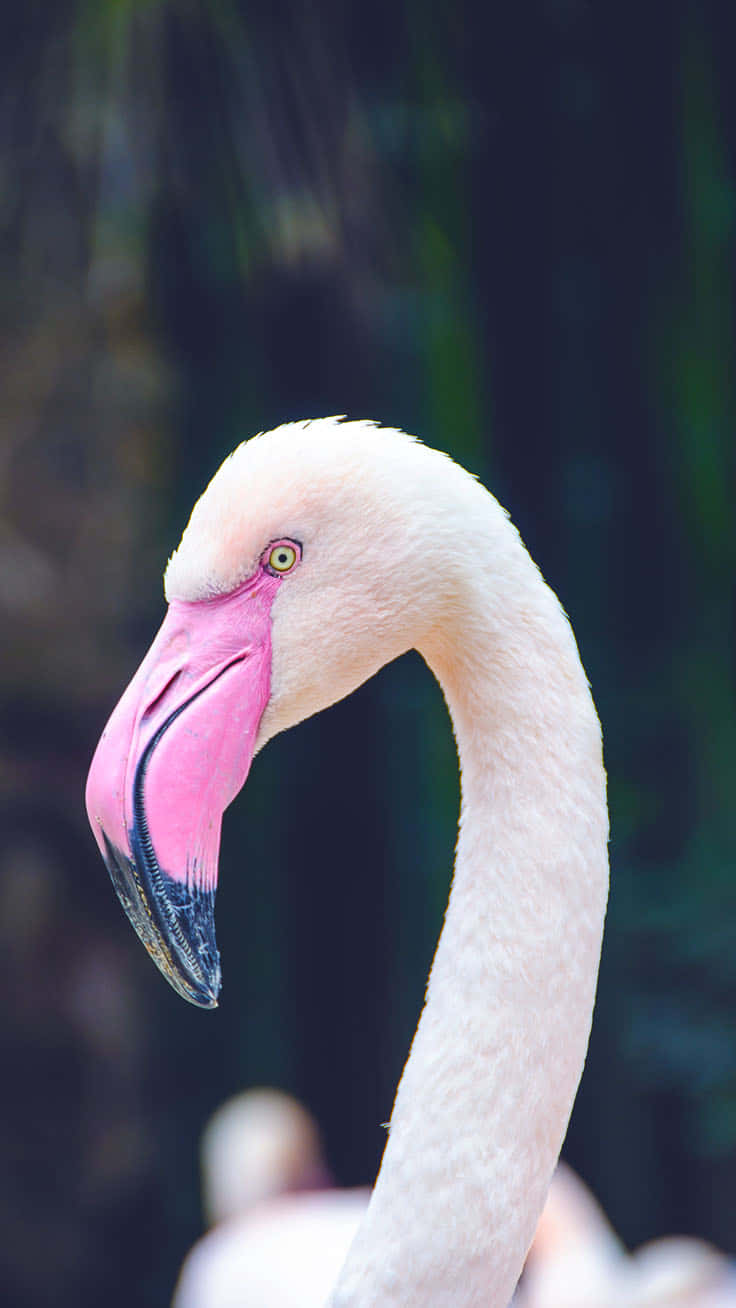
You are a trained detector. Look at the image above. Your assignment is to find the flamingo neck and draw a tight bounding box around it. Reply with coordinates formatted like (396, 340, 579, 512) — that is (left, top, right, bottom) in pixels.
(330, 537, 609, 1307)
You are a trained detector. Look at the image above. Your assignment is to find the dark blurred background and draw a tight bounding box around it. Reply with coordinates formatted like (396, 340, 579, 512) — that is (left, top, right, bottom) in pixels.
(2, 1, 736, 1304)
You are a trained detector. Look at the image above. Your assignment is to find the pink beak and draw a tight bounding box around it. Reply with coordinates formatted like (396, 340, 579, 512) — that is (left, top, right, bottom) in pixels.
(85, 571, 279, 1007)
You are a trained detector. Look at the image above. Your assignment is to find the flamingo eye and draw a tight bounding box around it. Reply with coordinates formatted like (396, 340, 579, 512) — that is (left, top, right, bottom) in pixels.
(266, 541, 300, 574)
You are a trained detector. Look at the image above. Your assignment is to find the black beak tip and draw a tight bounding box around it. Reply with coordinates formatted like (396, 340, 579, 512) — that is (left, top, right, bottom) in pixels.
(101, 833, 222, 1009)
(174, 931, 222, 1010)
(175, 971, 221, 1010)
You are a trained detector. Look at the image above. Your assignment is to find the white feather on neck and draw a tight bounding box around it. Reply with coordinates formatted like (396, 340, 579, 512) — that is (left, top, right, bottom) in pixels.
(329, 510, 608, 1307)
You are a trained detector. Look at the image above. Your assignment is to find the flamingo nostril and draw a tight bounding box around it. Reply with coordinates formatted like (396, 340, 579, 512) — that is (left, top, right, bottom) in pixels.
(141, 670, 182, 723)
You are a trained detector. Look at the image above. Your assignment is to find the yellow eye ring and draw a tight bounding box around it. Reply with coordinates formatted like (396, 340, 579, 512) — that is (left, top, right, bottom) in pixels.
(267, 542, 299, 574)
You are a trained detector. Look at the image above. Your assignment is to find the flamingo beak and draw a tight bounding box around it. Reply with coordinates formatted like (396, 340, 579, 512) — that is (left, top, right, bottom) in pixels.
(85, 578, 276, 1008)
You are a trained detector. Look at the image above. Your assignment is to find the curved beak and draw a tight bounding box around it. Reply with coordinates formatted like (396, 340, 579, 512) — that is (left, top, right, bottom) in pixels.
(85, 578, 275, 1008)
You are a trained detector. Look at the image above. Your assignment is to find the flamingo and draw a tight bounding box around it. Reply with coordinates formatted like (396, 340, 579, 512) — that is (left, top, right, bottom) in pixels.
(514, 1162, 624, 1307)
(198, 1089, 335, 1228)
(85, 417, 609, 1307)
(174, 1088, 369, 1307)
(515, 1164, 736, 1308)
(622, 1238, 736, 1307)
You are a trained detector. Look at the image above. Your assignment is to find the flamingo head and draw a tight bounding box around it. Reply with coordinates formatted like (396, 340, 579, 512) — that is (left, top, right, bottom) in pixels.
(86, 419, 470, 1007)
